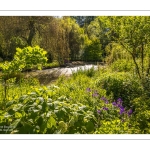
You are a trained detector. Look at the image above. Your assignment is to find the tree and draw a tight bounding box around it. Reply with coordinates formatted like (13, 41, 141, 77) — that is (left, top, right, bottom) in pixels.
(82, 39, 102, 61)
(102, 16, 150, 79)
(63, 17, 85, 60)
(86, 16, 113, 57)
(0, 16, 54, 60)
(71, 16, 95, 27)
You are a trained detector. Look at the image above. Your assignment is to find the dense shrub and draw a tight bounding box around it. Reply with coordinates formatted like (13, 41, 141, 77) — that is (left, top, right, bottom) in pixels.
(95, 72, 143, 108)
(131, 96, 150, 133)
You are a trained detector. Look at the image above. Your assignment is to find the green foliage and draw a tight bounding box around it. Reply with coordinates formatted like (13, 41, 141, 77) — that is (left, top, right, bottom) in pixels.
(142, 75, 150, 96)
(131, 96, 150, 133)
(0, 45, 48, 106)
(9, 36, 27, 59)
(111, 59, 134, 72)
(14, 46, 48, 70)
(0, 82, 136, 134)
(0, 86, 97, 134)
(104, 16, 150, 79)
(71, 16, 95, 27)
(0, 46, 48, 76)
(87, 17, 111, 51)
(0, 65, 149, 134)
(94, 119, 140, 134)
(95, 72, 143, 108)
(0, 77, 40, 104)
(82, 39, 103, 61)
(105, 42, 131, 64)
(43, 61, 59, 69)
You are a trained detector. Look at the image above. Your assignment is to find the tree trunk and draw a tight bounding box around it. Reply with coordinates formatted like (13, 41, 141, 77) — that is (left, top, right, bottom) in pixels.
(27, 21, 36, 46)
(141, 42, 144, 78)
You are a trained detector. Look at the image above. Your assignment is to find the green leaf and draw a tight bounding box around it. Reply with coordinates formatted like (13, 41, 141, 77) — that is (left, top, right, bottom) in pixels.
(4, 113, 12, 118)
(47, 116, 56, 129)
(8, 109, 15, 115)
(15, 112, 22, 119)
(10, 119, 21, 129)
(58, 121, 68, 133)
(6, 100, 16, 107)
(37, 117, 43, 126)
(85, 121, 95, 132)
(42, 101, 48, 112)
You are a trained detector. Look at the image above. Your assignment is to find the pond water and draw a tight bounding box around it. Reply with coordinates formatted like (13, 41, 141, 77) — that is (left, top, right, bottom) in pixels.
(26, 64, 104, 85)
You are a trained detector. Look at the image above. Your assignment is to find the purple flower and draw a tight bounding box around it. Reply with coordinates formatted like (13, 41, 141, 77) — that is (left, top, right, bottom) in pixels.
(92, 93, 99, 97)
(92, 91, 99, 97)
(117, 104, 123, 109)
(103, 107, 108, 111)
(117, 98, 123, 104)
(97, 110, 101, 114)
(119, 107, 125, 115)
(128, 109, 133, 116)
(112, 101, 117, 106)
(105, 100, 109, 104)
(86, 88, 91, 92)
(101, 97, 109, 104)
(101, 96, 107, 101)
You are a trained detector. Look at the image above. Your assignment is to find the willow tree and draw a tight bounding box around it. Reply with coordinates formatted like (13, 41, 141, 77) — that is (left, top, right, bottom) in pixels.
(0, 16, 55, 60)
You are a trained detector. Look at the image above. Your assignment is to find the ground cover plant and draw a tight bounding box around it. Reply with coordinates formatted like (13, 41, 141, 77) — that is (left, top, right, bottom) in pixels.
(0, 83, 136, 134)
